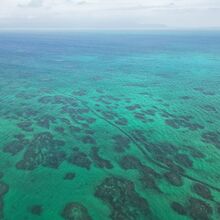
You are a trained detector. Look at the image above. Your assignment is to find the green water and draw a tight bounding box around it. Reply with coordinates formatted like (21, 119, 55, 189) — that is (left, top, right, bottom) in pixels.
(0, 31, 220, 220)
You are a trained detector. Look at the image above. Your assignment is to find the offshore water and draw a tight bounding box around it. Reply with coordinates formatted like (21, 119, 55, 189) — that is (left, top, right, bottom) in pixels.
(0, 31, 220, 220)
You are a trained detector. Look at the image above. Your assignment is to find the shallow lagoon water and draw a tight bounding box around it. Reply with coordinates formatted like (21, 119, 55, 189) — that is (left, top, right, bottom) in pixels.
(0, 31, 220, 220)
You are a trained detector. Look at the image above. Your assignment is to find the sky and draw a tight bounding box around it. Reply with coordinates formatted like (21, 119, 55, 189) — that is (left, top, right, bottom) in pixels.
(0, 0, 220, 29)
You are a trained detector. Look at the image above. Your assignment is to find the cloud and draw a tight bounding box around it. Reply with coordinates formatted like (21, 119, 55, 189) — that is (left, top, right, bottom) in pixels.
(103, 3, 175, 11)
(0, 0, 220, 29)
(18, 0, 43, 8)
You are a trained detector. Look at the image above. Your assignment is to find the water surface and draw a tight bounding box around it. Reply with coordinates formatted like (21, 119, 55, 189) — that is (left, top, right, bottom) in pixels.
(0, 31, 220, 220)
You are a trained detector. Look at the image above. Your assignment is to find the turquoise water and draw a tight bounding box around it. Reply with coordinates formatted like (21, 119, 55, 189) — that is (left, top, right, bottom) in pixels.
(0, 31, 220, 220)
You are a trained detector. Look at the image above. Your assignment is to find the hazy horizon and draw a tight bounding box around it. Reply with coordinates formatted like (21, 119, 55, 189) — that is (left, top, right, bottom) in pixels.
(1, 0, 220, 29)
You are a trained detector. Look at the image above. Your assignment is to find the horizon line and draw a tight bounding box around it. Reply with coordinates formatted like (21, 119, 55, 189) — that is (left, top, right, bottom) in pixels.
(0, 27, 220, 32)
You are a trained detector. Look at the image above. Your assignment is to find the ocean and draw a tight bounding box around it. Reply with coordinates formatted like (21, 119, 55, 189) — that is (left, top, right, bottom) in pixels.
(0, 30, 220, 220)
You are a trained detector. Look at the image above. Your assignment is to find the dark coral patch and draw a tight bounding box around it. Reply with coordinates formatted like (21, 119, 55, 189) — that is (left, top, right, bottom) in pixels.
(0, 181, 9, 219)
(0, 182, 9, 196)
(115, 117, 128, 126)
(192, 183, 212, 200)
(201, 105, 217, 113)
(17, 121, 33, 132)
(187, 146, 205, 159)
(164, 172, 183, 187)
(61, 202, 92, 220)
(101, 111, 118, 120)
(174, 154, 193, 168)
(180, 96, 192, 100)
(91, 147, 113, 169)
(30, 205, 43, 216)
(69, 126, 81, 133)
(140, 175, 161, 192)
(126, 104, 141, 111)
(95, 176, 150, 220)
(82, 135, 96, 145)
(171, 202, 187, 216)
(143, 109, 156, 116)
(55, 126, 65, 133)
(188, 197, 213, 220)
(202, 131, 220, 149)
(3, 136, 29, 156)
(64, 172, 76, 180)
(165, 115, 204, 131)
(84, 130, 95, 135)
(112, 135, 130, 153)
(157, 156, 185, 173)
(0, 198, 3, 219)
(119, 155, 161, 192)
(86, 118, 96, 124)
(73, 89, 87, 96)
(68, 149, 92, 170)
(37, 114, 56, 129)
(16, 132, 66, 170)
(119, 155, 141, 170)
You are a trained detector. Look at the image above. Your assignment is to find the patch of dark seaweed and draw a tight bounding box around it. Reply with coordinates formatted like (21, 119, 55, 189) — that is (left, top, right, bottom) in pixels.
(29, 205, 43, 216)
(0, 198, 3, 219)
(43, 151, 66, 169)
(82, 135, 96, 145)
(187, 146, 205, 159)
(164, 171, 183, 187)
(202, 131, 220, 149)
(134, 112, 145, 121)
(140, 174, 161, 192)
(37, 114, 56, 129)
(15, 92, 36, 100)
(73, 89, 87, 97)
(188, 197, 213, 220)
(69, 126, 82, 133)
(115, 118, 128, 126)
(3, 137, 29, 156)
(55, 126, 65, 133)
(61, 202, 92, 220)
(143, 109, 156, 116)
(17, 121, 33, 132)
(95, 176, 150, 220)
(192, 183, 213, 200)
(131, 129, 148, 143)
(86, 118, 96, 124)
(126, 104, 141, 111)
(16, 107, 38, 118)
(0, 181, 9, 219)
(64, 172, 76, 180)
(174, 154, 193, 168)
(171, 202, 187, 216)
(201, 105, 217, 113)
(193, 88, 215, 96)
(0, 182, 9, 197)
(38, 96, 53, 104)
(119, 155, 161, 192)
(77, 108, 90, 114)
(179, 96, 193, 100)
(119, 155, 141, 170)
(165, 118, 204, 131)
(84, 130, 95, 135)
(125, 82, 147, 88)
(113, 135, 130, 153)
(16, 132, 66, 170)
(68, 149, 92, 170)
(91, 147, 113, 169)
(101, 111, 118, 120)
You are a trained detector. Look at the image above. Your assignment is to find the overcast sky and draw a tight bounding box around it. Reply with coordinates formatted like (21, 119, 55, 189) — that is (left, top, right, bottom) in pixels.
(0, 0, 220, 29)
